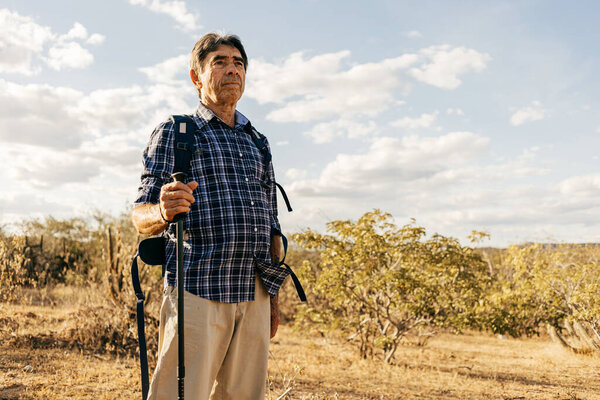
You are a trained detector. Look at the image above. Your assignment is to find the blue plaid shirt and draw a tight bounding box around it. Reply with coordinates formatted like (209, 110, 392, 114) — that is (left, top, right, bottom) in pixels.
(134, 103, 290, 303)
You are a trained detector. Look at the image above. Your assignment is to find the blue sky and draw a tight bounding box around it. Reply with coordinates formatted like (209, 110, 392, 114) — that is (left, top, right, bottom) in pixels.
(1, 0, 599, 246)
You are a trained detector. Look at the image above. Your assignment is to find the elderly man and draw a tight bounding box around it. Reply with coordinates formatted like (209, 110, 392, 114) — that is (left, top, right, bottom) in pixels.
(132, 32, 288, 400)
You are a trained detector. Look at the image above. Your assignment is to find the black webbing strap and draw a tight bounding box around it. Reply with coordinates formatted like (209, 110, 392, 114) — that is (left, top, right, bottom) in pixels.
(132, 236, 166, 400)
(170, 115, 199, 177)
(131, 253, 150, 400)
(279, 234, 307, 302)
(274, 182, 293, 212)
(244, 122, 272, 164)
(245, 122, 293, 213)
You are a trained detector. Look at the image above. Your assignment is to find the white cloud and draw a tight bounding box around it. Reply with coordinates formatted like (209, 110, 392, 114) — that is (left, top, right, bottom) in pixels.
(446, 108, 464, 116)
(0, 192, 72, 218)
(139, 54, 189, 83)
(277, 131, 498, 236)
(69, 82, 194, 133)
(288, 131, 489, 197)
(44, 41, 94, 70)
(0, 10, 103, 74)
(0, 78, 194, 149)
(0, 9, 54, 75)
(303, 119, 378, 144)
(559, 173, 600, 197)
(278, 134, 600, 247)
(0, 79, 85, 149)
(246, 45, 489, 123)
(510, 101, 547, 126)
(129, 0, 200, 32)
(246, 51, 418, 122)
(61, 22, 88, 40)
(391, 111, 438, 130)
(5, 145, 101, 187)
(86, 33, 106, 45)
(405, 30, 423, 38)
(408, 45, 491, 89)
(285, 168, 308, 180)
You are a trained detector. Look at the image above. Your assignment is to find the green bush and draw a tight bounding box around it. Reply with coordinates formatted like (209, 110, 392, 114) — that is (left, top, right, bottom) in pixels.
(292, 210, 492, 363)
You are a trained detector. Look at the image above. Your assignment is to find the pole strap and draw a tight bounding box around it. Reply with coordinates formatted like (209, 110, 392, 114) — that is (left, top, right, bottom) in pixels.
(131, 254, 150, 400)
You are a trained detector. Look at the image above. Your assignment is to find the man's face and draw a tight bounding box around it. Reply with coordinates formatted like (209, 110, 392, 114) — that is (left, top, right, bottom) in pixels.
(193, 44, 246, 106)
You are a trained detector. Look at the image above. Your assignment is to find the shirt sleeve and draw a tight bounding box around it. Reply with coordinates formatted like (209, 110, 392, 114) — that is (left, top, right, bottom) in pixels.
(264, 137, 282, 237)
(133, 121, 175, 206)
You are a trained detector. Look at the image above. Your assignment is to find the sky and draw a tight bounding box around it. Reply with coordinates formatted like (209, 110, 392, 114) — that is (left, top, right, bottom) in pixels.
(0, 0, 599, 246)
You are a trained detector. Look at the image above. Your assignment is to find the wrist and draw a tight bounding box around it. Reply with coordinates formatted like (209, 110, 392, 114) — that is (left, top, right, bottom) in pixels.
(157, 205, 170, 224)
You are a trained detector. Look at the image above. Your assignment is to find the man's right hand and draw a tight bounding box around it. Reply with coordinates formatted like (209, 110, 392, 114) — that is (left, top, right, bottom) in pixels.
(159, 180, 199, 222)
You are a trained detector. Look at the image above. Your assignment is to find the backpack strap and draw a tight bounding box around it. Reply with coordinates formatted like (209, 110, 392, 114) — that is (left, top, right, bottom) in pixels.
(131, 253, 149, 400)
(244, 122, 272, 163)
(170, 114, 200, 176)
(131, 239, 167, 399)
(244, 122, 293, 212)
(279, 234, 307, 302)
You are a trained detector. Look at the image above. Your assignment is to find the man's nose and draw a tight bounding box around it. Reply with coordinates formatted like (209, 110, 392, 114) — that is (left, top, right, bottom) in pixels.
(225, 62, 237, 75)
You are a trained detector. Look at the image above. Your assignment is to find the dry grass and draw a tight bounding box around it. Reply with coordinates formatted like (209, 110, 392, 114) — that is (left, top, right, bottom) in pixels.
(267, 328, 600, 399)
(2, 289, 600, 400)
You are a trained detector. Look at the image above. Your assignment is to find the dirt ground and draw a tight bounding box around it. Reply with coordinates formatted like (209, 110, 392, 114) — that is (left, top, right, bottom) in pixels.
(2, 301, 600, 400)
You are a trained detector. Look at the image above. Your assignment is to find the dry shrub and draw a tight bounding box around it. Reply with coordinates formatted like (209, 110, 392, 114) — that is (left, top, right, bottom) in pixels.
(5, 292, 160, 367)
(58, 304, 159, 359)
(0, 235, 36, 303)
(548, 320, 600, 355)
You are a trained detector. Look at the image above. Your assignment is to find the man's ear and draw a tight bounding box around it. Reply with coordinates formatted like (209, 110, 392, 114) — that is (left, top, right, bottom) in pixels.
(190, 69, 201, 88)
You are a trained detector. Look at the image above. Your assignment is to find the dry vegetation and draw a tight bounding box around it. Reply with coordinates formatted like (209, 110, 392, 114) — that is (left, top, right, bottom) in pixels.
(2, 212, 600, 399)
(2, 286, 600, 400)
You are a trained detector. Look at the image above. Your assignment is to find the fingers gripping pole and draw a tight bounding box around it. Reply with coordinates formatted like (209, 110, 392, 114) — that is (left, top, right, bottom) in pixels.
(172, 172, 187, 400)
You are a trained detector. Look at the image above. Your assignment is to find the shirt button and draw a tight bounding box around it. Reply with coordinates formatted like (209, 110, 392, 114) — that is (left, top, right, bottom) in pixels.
(245, 178, 249, 182)
(239, 153, 243, 157)
(251, 201, 255, 206)
(254, 227, 258, 232)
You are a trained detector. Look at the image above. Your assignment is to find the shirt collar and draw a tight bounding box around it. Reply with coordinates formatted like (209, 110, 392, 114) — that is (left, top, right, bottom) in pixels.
(193, 102, 250, 130)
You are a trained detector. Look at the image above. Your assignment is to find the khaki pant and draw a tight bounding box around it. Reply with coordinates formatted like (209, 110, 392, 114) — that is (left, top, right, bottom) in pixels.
(147, 276, 270, 400)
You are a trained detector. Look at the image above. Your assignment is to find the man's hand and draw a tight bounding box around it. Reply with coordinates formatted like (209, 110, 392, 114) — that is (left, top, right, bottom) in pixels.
(160, 180, 198, 221)
(270, 234, 284, 265)
(270, 293, 280, 339)
(269, 235, 284, 338)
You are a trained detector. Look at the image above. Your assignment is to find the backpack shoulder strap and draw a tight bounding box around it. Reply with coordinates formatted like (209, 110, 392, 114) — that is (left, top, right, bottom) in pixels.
(170, 114, 200, 176)
(244, 122, 272, 164)
(244, 122, 293, 212)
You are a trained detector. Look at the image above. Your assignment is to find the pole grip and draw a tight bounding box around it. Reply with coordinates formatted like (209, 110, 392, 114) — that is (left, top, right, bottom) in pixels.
(171, 172, 188, 222)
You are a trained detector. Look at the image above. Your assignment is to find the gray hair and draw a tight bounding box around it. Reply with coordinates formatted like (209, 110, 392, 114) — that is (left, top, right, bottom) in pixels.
(190, 32, 248, 74)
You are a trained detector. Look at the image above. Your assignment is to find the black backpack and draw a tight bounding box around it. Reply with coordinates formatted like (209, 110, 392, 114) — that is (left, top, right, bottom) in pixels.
(130, 115, 306, 400)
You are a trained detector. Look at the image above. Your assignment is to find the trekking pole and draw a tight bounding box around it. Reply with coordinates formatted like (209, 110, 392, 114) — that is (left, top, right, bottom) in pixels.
(171, 172, 187, 400)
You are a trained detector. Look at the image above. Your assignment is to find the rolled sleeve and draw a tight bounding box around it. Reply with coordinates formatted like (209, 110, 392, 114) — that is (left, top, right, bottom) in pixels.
(133, 121, 176, 206)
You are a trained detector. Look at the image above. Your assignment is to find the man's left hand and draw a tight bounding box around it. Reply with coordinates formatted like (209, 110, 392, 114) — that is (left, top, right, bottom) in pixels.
(270, 293, 280, 339)
(270, 234, 284, 265)
(269, 235, 283, 338)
